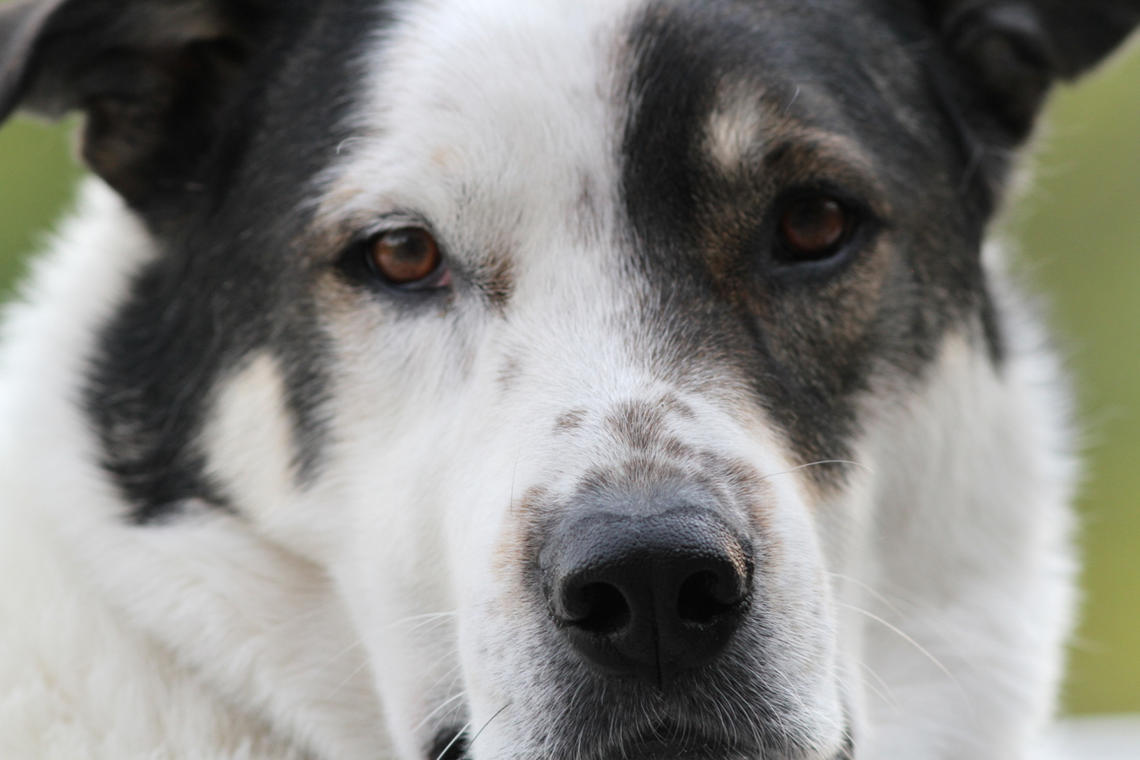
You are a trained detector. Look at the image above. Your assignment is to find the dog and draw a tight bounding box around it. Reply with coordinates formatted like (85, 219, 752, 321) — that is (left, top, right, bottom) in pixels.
(1, 1, 1137, 758)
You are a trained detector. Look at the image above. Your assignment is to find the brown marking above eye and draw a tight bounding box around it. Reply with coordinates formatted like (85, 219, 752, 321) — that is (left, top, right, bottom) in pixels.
(778, 196, 852, 260)
(368, 227, 444, 286)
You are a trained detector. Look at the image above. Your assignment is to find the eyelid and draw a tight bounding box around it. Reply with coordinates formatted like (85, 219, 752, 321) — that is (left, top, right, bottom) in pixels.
(761, 136, 890, 223)
(359, 211, 434, 240)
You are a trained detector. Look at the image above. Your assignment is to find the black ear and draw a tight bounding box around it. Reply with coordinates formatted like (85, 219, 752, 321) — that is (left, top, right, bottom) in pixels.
(0, 0, 270, 207)
(934, 0, 1140, 141)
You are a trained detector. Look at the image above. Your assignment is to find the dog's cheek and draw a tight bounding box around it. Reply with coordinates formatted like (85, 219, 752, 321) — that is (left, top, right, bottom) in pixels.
(439, 437, 583, 753)
(197, 352, 342, 559)
(452, 569, 552, 757)
(296, 303, 500, 753)
(332, 536, 461, 760)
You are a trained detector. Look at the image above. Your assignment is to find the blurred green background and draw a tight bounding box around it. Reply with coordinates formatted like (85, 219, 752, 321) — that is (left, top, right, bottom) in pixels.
(0, 21, 1137, 716)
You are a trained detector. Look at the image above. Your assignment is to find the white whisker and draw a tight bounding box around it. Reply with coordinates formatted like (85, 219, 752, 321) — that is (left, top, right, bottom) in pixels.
(759, 459, 874, 482)
(414, 691, 468, 733)
(838, 602, 970, 711)
(386, 610, 459, 632)
(827, 571, 913, 620)
(326, 656, 372, 702)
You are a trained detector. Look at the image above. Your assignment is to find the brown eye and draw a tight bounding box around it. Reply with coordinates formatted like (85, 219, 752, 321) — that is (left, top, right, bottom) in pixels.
(777, 195, 853, 261)
(367, 227, 444, 287)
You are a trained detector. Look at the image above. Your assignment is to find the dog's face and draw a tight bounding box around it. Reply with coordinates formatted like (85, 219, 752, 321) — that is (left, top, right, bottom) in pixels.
(1, 1, 1136, 758)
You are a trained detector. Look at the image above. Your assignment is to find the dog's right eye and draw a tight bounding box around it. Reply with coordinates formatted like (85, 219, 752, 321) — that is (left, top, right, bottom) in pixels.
(364, 227, 449, 289)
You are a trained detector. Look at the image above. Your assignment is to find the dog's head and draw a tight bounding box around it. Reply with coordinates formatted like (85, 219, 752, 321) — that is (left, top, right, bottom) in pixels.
(1, 1, 1136, 758)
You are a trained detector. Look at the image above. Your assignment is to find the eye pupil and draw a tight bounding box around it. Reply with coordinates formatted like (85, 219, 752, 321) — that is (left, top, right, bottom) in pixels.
(369, 228, 443, 286)
(779, 197, 850, 259)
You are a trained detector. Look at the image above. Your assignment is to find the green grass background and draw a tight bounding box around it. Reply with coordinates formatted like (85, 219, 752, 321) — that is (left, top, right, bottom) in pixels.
(1, 30, 1137, 716)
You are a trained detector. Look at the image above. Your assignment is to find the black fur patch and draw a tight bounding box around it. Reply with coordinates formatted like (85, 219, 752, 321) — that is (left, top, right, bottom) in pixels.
(618, 0, 1012, 482)
(83, 1, 390, 523)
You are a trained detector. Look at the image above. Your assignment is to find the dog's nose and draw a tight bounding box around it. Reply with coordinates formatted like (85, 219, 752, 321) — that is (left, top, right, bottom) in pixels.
(541, 505, 752, 687)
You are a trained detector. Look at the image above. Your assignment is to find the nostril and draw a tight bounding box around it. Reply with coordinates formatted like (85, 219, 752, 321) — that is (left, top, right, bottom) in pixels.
(677, 569, 744, 625)
(564, 581, 631, 635)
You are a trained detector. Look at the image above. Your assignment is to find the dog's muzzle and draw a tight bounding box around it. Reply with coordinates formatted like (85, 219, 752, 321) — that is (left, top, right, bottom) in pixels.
(478, 429, 846, 759)
(539, 491, 753, 688)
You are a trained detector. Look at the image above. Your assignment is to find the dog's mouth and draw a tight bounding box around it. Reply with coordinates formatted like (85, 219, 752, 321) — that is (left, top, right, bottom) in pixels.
(427, 719, 853, 760)
(599, 724, 755, 760)
(428, 723, 751, 760)
(612, 731, 855, 760)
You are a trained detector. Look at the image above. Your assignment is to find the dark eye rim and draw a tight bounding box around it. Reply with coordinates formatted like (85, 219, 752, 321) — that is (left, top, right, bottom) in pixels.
(766, 187, 881, 276)
(337, 223, 453, 295)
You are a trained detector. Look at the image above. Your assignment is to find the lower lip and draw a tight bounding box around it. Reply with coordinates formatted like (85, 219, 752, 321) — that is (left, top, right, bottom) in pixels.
(614, 739, 733, 760)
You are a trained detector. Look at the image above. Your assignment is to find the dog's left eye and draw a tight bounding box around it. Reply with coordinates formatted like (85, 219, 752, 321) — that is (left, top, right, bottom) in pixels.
(774, 193, 860, 263)
(364, 227, 449, 289)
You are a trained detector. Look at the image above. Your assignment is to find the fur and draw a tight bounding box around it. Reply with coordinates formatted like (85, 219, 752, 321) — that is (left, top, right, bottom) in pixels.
(0, 1, 1136, 758)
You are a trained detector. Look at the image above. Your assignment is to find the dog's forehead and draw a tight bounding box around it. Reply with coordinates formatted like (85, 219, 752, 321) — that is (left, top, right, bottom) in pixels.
(321, 0, 639, 245)
(318, 0, 930, 248)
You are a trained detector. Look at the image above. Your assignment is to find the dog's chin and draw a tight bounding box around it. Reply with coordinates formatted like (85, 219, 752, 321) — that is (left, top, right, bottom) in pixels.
(615, 745, 747, 760)
(602, 730, 756, 760)
(447, 720, 850, 760)
(538, 736, 844, 760)
(597, 733, 851, 760)
(595, 730, 849, 760)
(431, 702, 853, 760)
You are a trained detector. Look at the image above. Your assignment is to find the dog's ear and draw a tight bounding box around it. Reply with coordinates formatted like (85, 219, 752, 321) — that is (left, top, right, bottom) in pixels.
(0, 0, 271, 207)
(931, 0, 1140, 141)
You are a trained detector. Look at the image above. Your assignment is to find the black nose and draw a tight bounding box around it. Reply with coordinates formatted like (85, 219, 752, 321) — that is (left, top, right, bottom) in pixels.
(540, 506, 753, 687)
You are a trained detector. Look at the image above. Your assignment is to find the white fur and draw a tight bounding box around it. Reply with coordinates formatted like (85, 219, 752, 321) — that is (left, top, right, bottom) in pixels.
(0, 183, 385, 759)
(850, 304, 1076, 758)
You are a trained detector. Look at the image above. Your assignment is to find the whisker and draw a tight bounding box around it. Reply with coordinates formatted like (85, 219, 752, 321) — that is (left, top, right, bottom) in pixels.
(427, 660, 465, 694)
(837, 602, 970, 709)
(414, 691, 468, 733)
(467, 702, 512, 753)
(758, 459, 874, 481)
(833, 574, 985, 700)
(386, 610, 459, 632)
(839, 658, 898, 710)
(327, 656, 372, 702)
(827, 571, 914, 620)
(320, 632, 366, 668)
